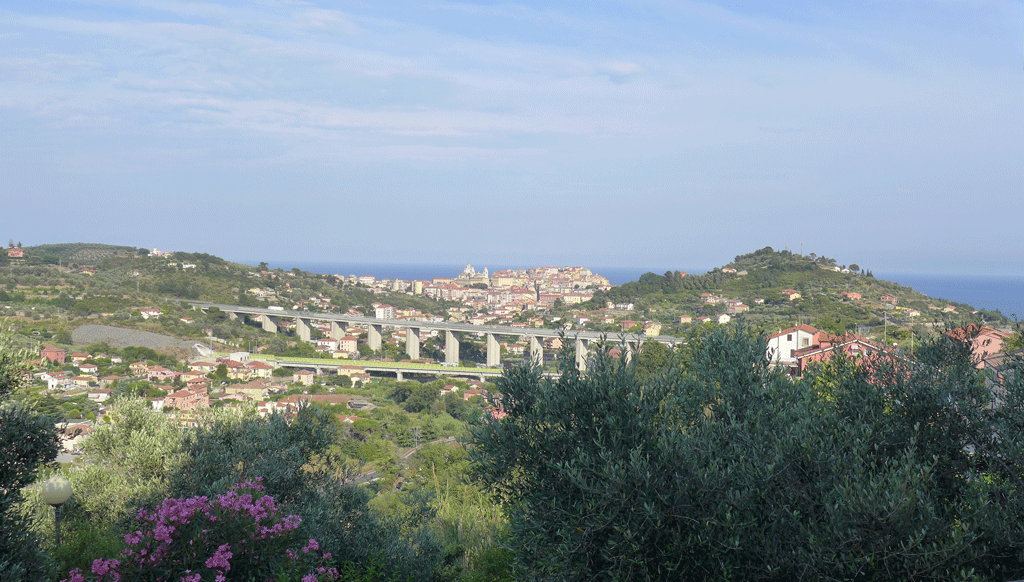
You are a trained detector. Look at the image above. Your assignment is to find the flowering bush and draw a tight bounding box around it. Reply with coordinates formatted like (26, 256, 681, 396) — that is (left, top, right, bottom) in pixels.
(61, 479, 338, 582)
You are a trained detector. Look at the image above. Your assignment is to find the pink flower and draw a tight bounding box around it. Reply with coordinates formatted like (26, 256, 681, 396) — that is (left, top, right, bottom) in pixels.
(91, 558, 121, 576)
(60, 569, 85, 582)
(205, 544, 233, 570)
(303, 538, 319, 553)
(302, 575, 317, 582)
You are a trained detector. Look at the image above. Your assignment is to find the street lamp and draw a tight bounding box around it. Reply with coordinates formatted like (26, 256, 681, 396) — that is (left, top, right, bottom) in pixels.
(41, 475, 72, 546)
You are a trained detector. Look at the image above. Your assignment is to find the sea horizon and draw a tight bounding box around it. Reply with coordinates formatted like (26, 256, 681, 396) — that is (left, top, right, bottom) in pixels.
(240, 259, 1022, 322)
(258, 260, 705, 288)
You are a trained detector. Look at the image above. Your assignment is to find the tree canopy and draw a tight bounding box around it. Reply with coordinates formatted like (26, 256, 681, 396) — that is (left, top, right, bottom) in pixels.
(471, 326, 1024, 582)
(0, 332, 59, 581)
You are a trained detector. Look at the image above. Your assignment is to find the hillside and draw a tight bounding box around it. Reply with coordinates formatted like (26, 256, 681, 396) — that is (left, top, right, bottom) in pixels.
(584, 246, 1009, 338)
(0, 243, 1011, 356)
(0, 243, 459, 355)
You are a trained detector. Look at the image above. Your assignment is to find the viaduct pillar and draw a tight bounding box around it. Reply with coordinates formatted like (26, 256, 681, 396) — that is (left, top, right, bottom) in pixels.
(575, 338, 589, 371)
(296, 317, 312, 342)
(367, 324, 383, 352)
(445, 330, 460, 366)
(529, 336, 543, 367)
(486, 333, 500, 368)
(406, 327, 421, 360)
(262, 315, 278, 333)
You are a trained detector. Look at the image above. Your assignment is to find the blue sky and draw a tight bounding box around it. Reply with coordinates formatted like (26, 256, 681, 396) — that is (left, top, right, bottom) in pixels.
(1, 0, 1022, 275)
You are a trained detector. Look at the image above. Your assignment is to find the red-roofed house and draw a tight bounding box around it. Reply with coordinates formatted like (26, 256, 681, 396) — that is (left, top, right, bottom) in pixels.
(946, 324, 1015, 369)
(41, 345, 66, 365)
(188, 361, 217, 374)
(224, 379, 271, 401)
(766, 325, 821, 369)
(164, 386, 210, 412)
(792, 333, 888, 377)
(293, 369, 314, 386)
(99, 375, 124, 388)
(147, 366, 179, 382)
(47, 371, 72, 391)
(245, 360, 274, 378)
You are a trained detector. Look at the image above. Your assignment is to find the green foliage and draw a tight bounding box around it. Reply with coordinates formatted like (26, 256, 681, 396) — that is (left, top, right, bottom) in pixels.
(585, 247, 1008, 331)
(72, 399, 188, 522)
(120, 346, 177, 368)
(471, 325, 1024, 582)
(392, 380, 442, 413)
(166, 405, 442, 581)
(634, 338, 672, 379)
(54, 328, 73, 345)
(1005, 323, 1024, 352)
(0, 331, 59, 581)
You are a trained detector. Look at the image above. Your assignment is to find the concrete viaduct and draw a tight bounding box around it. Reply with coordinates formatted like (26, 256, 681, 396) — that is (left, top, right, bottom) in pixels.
(189, 301, 684, 371)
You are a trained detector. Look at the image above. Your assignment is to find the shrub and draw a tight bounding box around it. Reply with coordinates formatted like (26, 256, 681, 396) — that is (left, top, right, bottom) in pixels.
(472, 325, 1024, 582)
(60, 479, 337, 582)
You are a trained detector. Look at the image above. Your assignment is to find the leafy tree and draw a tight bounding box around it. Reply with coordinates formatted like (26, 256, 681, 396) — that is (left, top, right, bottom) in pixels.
(357, 343, 375, 358)
(403, 382, 441, 413)
(54, 328, 73, 345)
(471, 326, 1024, 582)
(0, 331, 59, 581)
(634, 338, 671, 379)
(1005, 322, 1024, 352)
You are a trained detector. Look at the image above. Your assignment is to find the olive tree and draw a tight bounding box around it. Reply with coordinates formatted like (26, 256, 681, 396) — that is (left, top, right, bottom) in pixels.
(471, 326, 1024, 582)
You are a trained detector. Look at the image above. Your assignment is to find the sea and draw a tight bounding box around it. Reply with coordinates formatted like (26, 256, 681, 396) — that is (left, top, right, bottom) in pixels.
(264, 261, 1024, 322)
(875, 273, 1024, 321)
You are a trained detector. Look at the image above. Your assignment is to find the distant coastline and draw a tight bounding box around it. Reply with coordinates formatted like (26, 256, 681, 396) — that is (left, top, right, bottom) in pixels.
(875, 273, 1024, 320)
(265, 261, 711, 288)
(250, 260, 1022, 321)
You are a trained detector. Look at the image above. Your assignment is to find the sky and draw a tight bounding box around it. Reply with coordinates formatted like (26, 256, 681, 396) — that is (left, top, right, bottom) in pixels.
(1, 0, 1023, 276)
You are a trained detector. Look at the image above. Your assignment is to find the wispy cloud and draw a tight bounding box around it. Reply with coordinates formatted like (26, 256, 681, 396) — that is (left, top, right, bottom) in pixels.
(2, 0, 1022, 272)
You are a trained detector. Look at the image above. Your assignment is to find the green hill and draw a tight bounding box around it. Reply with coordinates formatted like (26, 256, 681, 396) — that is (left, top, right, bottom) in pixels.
(0, 244, 458, 354)
(585, 246, 1009, 337)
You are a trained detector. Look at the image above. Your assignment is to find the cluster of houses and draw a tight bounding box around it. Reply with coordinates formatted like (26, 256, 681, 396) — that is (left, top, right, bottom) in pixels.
(252, 263, 613, 326)
(766, 322, 1016, 377)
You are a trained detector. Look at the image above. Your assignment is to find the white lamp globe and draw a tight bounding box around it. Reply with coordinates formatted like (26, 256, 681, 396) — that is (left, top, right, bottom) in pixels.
(41, 475, 72, 506)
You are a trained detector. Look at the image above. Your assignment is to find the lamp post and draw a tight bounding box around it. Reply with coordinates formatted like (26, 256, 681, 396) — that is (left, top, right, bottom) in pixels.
(41, 475, 72, 547)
